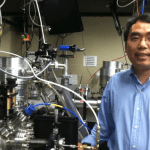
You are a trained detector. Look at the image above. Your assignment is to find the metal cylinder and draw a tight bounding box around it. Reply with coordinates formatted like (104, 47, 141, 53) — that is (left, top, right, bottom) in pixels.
(74, 99, 101, 108)
(0, 57, 30, 105)
(0, 57, 29, 83)
(63, 51, 69, 77)
(15, 80, 29, 103)
(100, 61, 123, 90)
(29, 139, 48, 147)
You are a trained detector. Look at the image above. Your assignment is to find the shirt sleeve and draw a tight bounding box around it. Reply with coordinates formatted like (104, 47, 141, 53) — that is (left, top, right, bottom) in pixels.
(81, 79, 115, 146)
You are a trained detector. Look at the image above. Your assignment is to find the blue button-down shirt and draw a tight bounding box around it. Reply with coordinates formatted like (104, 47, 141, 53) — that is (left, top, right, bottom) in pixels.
(82, 67, 150, 150)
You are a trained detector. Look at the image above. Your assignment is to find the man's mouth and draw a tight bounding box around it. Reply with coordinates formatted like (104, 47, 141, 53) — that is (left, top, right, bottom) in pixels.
(135, 54, 150, 58)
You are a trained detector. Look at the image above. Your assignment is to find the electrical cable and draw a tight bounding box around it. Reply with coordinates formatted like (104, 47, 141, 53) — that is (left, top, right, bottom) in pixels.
(29, 0, 43, 42)
(31, 23, 43, 42)
(80, 75, 83, 85)
(24, 58, 99, 126)
(136, 0, 139, 15)
(63, 107, 91, 131)
(57, 50, 62, 56)
(42, 90, 52, 103)
(83, 51, 98, 92)
(33, 103, 50, 108)
(0, 0, 6, 8)
(87, 69, 100, 84)
(83, 52, 92, 77)
(81, 33, 92, 77)
(0, 50, 99, 127)
(29, 0, 41, 27)
(62, 37, 65, 45)
(27, 103, 91, 131)
(75, 109, 89, 134)
(81, 33, 98, 92)
(142, 0, 145, 14)
(111, 54, 128, 61)
(29, 0, 40, 41)
(59, 33, 73, 45)
(47, 81, 89, 135)
(2, 53, 90, 137)
(34, 0, 46, 44)
(117, 0, 136, 7)
(52, 69, 60, 84)
(132, 0, 136, 17)
(56, 35, 60, 47)
(40, 94, 49, 114)
(15, 44, 23, 54)
(40, 95, 46, 103)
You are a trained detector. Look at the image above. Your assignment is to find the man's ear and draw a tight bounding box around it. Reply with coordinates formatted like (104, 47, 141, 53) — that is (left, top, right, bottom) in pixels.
(125, 42, 127, 53)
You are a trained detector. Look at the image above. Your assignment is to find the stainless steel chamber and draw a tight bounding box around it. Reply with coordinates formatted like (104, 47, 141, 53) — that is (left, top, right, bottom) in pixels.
(0, 57, 30, 107)
(100, 61, 123, 94)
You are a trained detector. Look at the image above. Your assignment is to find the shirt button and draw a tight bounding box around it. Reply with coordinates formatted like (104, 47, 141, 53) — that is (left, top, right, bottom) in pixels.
(139, 90, 141, 92)
(137, 108, 140, 111)
(135, 126, 138, 129)
(132, 145, 136, 148)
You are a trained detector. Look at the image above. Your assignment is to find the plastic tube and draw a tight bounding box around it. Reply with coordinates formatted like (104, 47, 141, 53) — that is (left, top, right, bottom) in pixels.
(142, 0, 145, 14)
(61, 79, 89, 137)
(31, 103, 91, 131)
(34, 0, 46, 44)
(33, 103, 51, 108)
(29, 0, 41, 27)
(63, 107, 91, 131)
(117, 0, 136, 8)
(24, 58, 99, 126)
(0, 50, 23, 58)
(0, 50, 99, 129)
(0, 0, 6, 8)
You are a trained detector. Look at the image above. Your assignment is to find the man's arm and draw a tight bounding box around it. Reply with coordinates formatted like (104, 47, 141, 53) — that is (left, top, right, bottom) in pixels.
(81, 79, 115, 146)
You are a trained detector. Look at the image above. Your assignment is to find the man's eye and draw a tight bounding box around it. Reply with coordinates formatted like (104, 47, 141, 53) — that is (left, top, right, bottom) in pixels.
(131, 37, 139, 40)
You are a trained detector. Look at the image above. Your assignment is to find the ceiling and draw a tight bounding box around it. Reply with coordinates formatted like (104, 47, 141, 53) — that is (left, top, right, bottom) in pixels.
(78, 0, 134, 16)
(0, 0, 137, 17)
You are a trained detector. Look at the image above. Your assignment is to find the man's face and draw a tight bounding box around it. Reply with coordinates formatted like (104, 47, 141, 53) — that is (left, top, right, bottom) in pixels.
(125, 21, 150, 70)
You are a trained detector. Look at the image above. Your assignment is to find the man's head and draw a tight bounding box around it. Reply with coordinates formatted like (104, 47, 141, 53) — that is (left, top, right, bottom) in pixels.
(124, 14, 150, 42)
(124, 14, 150, 70)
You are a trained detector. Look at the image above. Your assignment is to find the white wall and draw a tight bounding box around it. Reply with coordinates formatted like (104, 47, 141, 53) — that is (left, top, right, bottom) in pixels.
(1, 16, 131, 91)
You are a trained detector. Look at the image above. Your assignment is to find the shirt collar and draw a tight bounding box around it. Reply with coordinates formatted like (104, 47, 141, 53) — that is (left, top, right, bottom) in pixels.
(128, 65, 150, 85)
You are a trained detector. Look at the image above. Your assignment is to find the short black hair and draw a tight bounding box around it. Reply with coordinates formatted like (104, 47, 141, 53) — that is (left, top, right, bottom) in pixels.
(124, 13, 150, 42)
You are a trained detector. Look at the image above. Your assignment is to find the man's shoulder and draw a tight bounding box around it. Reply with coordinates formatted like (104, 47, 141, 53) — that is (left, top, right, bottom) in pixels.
(112, 68, 131, 78)
(109, 68, 131, 84)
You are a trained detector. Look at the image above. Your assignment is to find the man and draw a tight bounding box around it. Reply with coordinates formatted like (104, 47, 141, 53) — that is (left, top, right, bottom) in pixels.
(81, 13, 150, 150)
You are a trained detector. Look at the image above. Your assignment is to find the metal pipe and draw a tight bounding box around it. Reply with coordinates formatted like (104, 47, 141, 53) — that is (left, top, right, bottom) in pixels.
(63, 51, 69, 76)
(74, 99, 101, 108)
(50, 63, 66, 68)
(29, 139, 48, 147)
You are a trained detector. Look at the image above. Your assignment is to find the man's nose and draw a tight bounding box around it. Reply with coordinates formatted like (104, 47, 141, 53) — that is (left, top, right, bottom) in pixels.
(138, 38, 148, 49)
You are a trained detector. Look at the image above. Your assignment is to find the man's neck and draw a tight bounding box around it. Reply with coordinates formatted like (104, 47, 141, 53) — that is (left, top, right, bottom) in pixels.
(134, 67, 150, 84)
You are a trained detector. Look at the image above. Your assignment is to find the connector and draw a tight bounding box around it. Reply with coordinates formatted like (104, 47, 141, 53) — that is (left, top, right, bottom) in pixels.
(24, 105, 35, 116)
(79, 145, 96, 149)
(96, 125, 101, 146)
